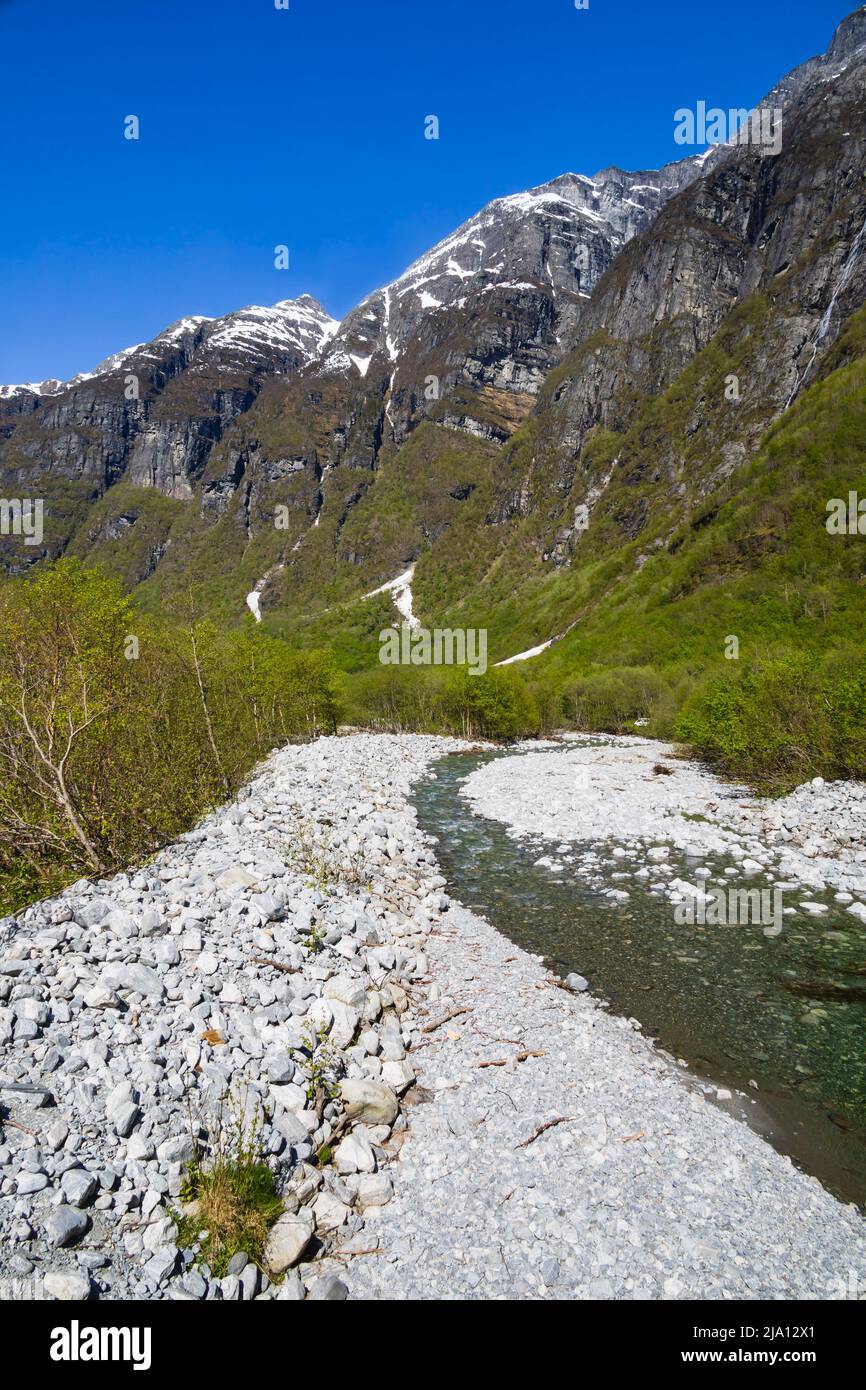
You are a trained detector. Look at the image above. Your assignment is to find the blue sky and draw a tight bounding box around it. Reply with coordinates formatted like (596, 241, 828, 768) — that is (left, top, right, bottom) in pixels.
(0, 0, 855, 382)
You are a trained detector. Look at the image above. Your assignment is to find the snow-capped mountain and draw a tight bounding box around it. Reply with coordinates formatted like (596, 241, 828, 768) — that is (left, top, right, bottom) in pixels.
(0, 296, 337, 402)
(2, 6, 865, 607)
(323, 159, 700, 384)
(0, 164, 703, 499)
(200, 296, 338, 368)
(0, 165, 693, 404)
(0, 380, 66, 400)
(12, 0, 859, 415)
(143, 295, 339, 376)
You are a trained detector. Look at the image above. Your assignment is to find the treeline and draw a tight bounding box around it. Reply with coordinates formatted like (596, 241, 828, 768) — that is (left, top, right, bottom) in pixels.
(345, 663, 683, 742)
(347, 665, 545, 739)
(345, 654, 866, 793)
(0, 562, 340, 912)
(676, 650, 866, 791)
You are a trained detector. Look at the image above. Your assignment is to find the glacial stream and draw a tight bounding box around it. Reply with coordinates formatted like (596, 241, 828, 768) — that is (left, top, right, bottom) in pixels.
(413, 746, 866, 1206)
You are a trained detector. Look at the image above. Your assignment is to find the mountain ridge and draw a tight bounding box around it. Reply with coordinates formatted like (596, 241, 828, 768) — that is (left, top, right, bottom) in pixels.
(5, 6, 865, 407)
(0, 295, 338, 401)
(2, 6, 865, 679)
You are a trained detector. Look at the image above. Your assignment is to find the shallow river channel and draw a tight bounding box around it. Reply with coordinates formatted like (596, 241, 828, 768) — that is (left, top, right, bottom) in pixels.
(413, 746, 866, 1206)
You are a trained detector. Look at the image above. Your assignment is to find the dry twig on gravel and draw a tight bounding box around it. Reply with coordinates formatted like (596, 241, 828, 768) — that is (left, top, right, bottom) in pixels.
(250, 956, 299, 974)
(0, 1116, 36, 1135)
(421, 1006, 471, 1034)
(477, 1050, 546, 1069)
(514, 1115, 576, 1149)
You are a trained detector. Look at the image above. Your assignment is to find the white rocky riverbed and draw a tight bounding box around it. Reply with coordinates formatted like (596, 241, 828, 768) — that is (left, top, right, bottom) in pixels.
(462, 736, 866, 909)
(0, 733, 864, 1301)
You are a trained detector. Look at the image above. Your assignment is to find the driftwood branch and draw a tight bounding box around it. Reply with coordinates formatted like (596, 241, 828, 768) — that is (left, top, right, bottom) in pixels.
(515, 1115, 576, 1149)
(328, 1246, 382, 1264)
(478, 1050, 545, 1069)
(250, 956, 299, 974)
(0, 1116, 36, 1135)
(420, 1006, 471, 1034)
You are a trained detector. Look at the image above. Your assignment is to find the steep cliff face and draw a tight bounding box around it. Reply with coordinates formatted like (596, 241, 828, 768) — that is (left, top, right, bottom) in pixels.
(475, 9, 866, 573)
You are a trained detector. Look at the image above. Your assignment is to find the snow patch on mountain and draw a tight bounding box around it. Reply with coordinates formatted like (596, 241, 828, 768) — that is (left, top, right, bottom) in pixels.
(364, 566, 419, 629)
(0, 380, 64, 400)
(495, 635, 561, 666)
(159, 316, 214, 343)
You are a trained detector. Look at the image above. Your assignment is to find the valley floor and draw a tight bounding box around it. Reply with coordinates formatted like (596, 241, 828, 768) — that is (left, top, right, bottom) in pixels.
(1, 734, 864, 1301)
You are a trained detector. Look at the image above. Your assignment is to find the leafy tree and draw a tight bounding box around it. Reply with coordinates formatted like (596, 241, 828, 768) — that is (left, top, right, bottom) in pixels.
(0, 562, 343, 911)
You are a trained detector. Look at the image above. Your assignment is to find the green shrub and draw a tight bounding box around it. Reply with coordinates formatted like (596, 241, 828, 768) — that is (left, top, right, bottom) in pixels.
(441, 667, 540, 739)
(560, 666, 675, 734)
(346, 664, 442, 732)
(675, 653, 866, 791)
(345, 662, 540, 739)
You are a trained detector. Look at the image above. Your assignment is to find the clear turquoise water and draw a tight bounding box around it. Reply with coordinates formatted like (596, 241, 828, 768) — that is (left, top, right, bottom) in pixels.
(413, 746, 866, 1205)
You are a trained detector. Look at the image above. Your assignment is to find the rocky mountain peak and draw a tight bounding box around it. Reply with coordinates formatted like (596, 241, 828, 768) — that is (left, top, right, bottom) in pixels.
(0, 298, 338, 405)
(828, 5, 866, 61)
(320, 156, 703, 389)
(196, 297, 339, 373)
(282, 293, 331, 316)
